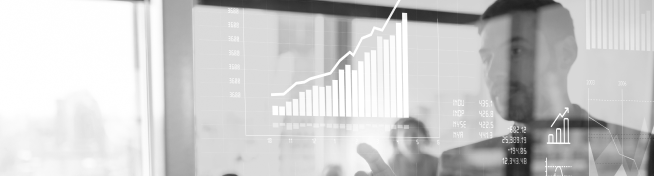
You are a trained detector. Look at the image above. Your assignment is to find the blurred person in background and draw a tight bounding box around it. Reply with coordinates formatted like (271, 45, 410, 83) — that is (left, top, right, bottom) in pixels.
(387, 118, 438, 176)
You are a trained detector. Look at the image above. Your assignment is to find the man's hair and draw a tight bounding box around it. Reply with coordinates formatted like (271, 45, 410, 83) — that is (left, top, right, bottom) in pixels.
(479, 0, 576, 47)
(390, 117, 430, 147)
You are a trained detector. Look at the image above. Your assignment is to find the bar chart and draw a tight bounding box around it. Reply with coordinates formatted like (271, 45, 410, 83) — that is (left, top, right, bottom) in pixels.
(547, 118, 570, 144)
(586, 0, 654, 51)
(547, 107, 570, 144)
(272, 13, 410, 118)
(272, 122, 410, 131)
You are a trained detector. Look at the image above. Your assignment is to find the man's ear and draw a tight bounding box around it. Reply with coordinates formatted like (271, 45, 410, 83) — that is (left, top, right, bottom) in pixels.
(555, 36, 577, 71)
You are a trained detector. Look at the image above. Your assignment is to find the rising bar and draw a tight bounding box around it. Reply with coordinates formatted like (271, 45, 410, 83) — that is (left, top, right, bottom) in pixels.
(293, 99, 299, 116)
(390, 36, 397, 117)
(620, 0, 624, 50)
(326, 86, 332, 116)
(286, 101, 292, 116)
(383, 39, 390, 117)
(377, 37, 384, 117)
(586, 0, 590, 49)
(603, 0, 608, 49)
(306, 90, 313, 116)
(648, 11, 651, 51)
(272, 106, 278, 115)
(608, 0, 613, 49)
(319, 87, 326, 116)
(591, 0, 596, 48)
(299, 92, 306, 116)
(333, 80, 339, 116)
(614, 0, 620, 49)
(564, 118, 569, 143)
(352, 70, 359, 117)
(345, 65, 352, 117)
(644, 14, 647, 51)
(279, 106, 286, 116)
(365, 53, 371, 117)
(371, 51, 378, 117)
(358, 61, 365, 117)
(402, 13, 409, 117)
(598, 0, 603, 48)
(313, 86, 319, 116)
(556, 128, 562, 143)
(630, 0, 634, 50)
(339, 70, 345, 116)
(396, 23, 403, 117)
(633, 0, 643, 51)
(624, 0, 629, 50)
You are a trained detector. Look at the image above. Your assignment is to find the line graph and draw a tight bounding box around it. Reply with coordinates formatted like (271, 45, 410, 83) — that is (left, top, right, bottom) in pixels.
(270, 0, 403, 97)
(587, 116, 640, 171)
(587, 87, 641, 171)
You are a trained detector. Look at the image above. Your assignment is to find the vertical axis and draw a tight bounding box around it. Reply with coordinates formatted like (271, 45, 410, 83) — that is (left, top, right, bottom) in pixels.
(621, 88, 624, 166)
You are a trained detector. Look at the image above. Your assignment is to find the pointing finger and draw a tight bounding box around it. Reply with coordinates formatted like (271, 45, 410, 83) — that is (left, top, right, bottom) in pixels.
(357, 143, 395, 176)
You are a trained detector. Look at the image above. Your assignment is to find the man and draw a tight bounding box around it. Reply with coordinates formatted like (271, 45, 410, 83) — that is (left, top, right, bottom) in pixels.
(355, 0, 651, 176)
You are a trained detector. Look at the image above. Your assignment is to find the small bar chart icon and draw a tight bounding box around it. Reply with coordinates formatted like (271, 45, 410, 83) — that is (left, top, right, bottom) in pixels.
(547, 107, 570, 144)
(271, 13, 410, 118)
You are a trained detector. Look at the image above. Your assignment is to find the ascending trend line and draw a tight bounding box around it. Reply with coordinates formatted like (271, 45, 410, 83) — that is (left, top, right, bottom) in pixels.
(270, 0, 403, 96)
(550, 107, 570, 127)
(587, 116, 641, 171)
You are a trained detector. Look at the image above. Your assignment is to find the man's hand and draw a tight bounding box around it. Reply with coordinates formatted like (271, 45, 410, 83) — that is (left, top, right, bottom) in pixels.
(355, 143, 396, 176)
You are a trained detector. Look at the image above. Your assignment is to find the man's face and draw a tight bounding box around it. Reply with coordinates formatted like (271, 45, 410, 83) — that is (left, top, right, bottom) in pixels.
(478, 13, 539, 122)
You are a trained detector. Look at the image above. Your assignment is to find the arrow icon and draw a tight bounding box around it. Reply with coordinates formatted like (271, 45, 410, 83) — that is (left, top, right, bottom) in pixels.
(550, 107, 569, 127)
